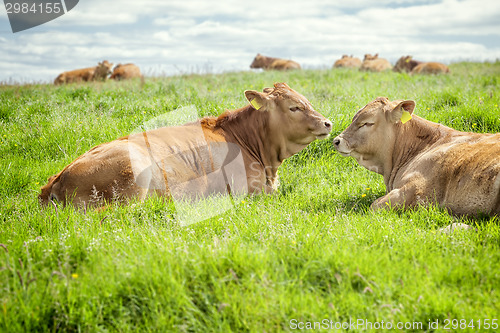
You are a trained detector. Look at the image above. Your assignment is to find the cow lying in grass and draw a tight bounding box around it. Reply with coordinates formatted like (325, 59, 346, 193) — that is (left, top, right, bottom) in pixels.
(411, 62, 450, 75)
(333, 55, 362, 69)
(250, 54, 301, 70)
(393, 55, 450, 74)
(333, 97, 500, 217)
(359, 54, 392, 72)
(54, 60, 113, 84)
(40, 83, 332, 207)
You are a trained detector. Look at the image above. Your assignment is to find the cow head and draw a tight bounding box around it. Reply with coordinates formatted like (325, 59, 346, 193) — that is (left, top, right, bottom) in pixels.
(244, 82, 332, 150)
(250, 54, 265, 69)
(364, 54, 379, 61)
(393, 55, 420, 73)
(94, 60, 114, 80)
(54, 73, 66, 85)
(333, 97, 415, 172)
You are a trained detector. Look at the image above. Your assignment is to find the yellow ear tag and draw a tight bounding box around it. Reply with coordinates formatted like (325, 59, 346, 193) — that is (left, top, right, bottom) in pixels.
(400, 111, 412, 124)
(250, 98, 262, 110)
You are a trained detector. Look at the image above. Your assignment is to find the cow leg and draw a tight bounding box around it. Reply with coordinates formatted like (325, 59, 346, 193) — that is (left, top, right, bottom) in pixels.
(247, 177, 274, 194)
(371, 184, 417, 211)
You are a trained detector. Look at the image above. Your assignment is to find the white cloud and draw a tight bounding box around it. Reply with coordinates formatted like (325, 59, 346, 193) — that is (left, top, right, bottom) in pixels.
(153, 31, 172, 43)
(60, 11, 137, 26)
(153, 17, 197, 28)
(54, 0, 166, 26)
(357, 0, 500, 36)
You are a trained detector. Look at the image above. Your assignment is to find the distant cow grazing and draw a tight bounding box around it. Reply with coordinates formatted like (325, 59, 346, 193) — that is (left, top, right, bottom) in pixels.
(333, 55, 362, 69)
(54, 60, 113, 85)
(411, 62, 450, 74)
(333, 97, 500, 217)
(250, 54, 301, 70)
(359, 54, 392, 72)
(393, 55, 422, 73)
(39, 82, 332, 207)
(110, 63, 142, 80)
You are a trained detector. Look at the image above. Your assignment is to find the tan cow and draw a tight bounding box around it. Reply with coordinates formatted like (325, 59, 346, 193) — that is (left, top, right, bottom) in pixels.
(393, 55, 422, 73)
(359, 54, 392, 72)
(92, 60, 114, 81)
(39, 83, 332, 207)
(333, 55, 362, 69)
(333, 97, 500, 217)
(110, 63, 142, 80)
(250, 54, 301, 70)
(54, 60, 113, 84)
(411, 62, 450, 74)
(393, 56, 450, 74)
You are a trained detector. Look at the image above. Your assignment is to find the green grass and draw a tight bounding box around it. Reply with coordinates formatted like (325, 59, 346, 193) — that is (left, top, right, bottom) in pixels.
(1, 62, 500, 332)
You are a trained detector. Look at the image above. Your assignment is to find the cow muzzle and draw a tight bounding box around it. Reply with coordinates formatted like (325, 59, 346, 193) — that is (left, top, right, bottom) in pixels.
(313, 120, 332, 139)
(333, 135, 351, 156)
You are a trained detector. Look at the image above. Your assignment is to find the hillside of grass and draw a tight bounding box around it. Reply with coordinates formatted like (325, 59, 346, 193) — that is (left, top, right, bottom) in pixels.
(1, 62, 499, 332)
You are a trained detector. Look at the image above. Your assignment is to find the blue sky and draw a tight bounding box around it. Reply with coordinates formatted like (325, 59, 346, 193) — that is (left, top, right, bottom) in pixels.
(1, 0, 499, 83)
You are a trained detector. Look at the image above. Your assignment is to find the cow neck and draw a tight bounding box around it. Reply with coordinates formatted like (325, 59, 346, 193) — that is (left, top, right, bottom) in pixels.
(385, 115, 448, 190)
(216, 105, 281, 177)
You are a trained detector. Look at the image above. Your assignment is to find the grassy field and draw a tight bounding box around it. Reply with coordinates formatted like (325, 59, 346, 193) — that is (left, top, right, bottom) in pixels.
(1, 62, 499, 332)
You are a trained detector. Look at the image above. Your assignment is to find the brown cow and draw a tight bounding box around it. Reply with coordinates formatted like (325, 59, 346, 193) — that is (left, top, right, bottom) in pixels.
(411, 62, 450, 74)
(250, 54, 301, 70)
(54, 60, 113, 85)
(110, 63, 142, 80)
(333, 55, 362, 69)
(359, 54, 392, 72)
(39, 83, 332, 207)
(92, 60, 114, 81)
(333, 97, 500, 217)
(393, 55, 422, 73)
(393, 56, 450, 74)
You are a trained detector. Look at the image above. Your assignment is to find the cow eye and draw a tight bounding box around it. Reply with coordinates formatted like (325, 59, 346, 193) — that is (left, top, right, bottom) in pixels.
(359, 122, 374, 128)
(289, 106, 301, 112)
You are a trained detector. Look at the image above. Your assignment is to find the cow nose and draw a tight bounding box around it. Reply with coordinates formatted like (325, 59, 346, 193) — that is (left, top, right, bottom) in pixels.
(333, 137, 340, 146)
(324, 121, 332, 128)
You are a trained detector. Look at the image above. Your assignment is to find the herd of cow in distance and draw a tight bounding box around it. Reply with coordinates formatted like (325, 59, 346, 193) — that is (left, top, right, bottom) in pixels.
(54, 61, 142, 84)
(41, 52, 499, 222)
(250, 53, 450, 74)
(54, 53, 449, 84)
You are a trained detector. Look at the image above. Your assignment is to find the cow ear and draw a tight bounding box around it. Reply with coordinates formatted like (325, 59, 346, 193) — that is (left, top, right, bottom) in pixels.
(389, 100, 416, 123)
(263, 87, 273, 93)
(245, 90, 269, 111)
